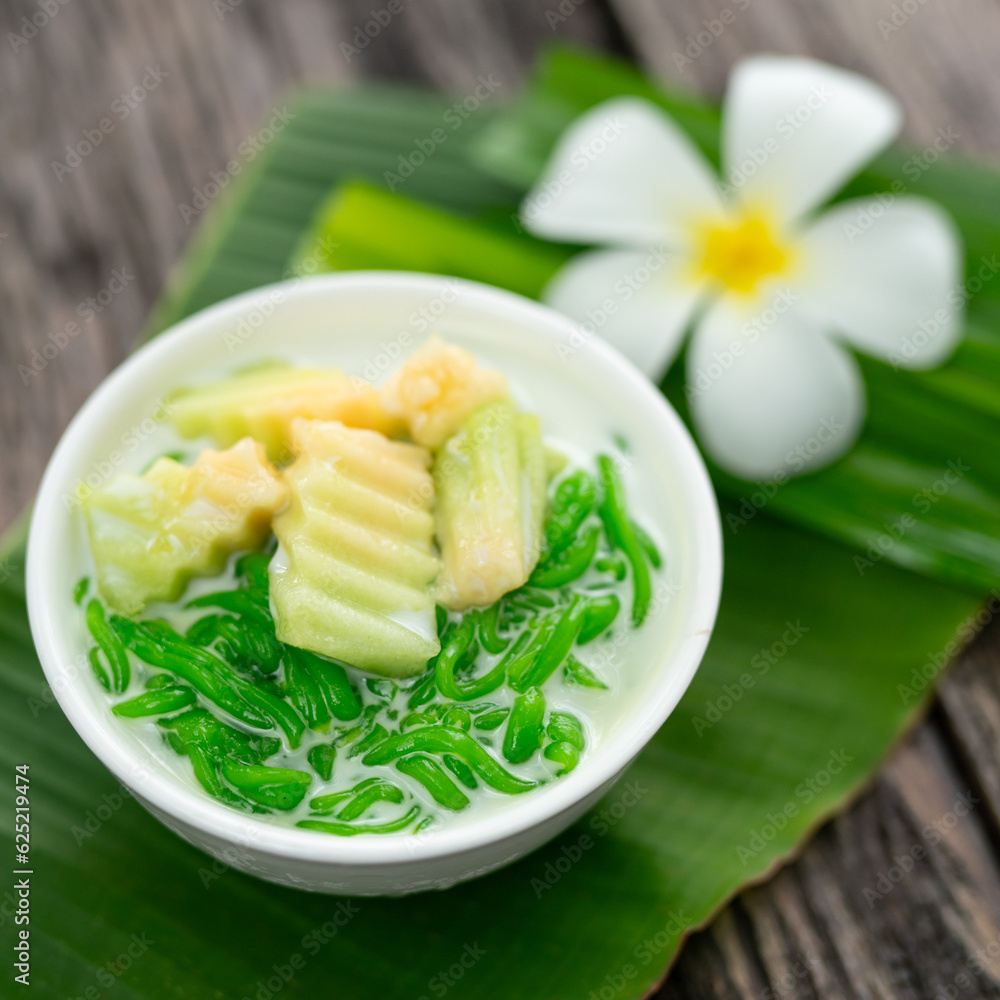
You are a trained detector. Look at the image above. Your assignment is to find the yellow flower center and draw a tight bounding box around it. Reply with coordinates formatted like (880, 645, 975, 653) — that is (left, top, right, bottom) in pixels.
(694, 213, 791, 295)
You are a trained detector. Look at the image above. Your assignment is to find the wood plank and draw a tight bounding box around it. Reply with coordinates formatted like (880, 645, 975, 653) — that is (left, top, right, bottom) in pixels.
(938, 601, 1000, 838)
(332, 0, 620, 92)
(664, 716, 1000, 999)
(0, 0, 617, 535)
(608, 0, 1000, 155)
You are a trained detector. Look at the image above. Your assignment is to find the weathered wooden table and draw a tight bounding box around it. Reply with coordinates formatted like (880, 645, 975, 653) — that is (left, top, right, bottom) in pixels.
(3, 1, 1000, 996)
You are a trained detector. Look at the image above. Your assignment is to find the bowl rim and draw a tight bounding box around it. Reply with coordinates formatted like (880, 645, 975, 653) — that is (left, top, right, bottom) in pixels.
(26, 270, 723, 867)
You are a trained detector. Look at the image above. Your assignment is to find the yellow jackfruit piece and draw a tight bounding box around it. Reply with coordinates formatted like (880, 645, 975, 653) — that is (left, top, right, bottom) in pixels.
(84, 438, 287, 614)
(380, 335, 509, 448)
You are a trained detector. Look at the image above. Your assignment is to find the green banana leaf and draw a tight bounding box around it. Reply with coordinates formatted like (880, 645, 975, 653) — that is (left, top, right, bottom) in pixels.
(0, 505, 978, 999)
(0, 55, 994, 999)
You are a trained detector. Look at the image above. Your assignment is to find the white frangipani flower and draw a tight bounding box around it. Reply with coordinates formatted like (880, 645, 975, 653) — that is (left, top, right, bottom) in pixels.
(520, 57, 963, 480)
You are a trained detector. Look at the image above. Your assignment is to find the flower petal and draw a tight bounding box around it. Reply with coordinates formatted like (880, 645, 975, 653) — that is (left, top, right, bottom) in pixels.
(687, 297, 865, 480)
(520, 97, 725, 247)
(543, 248, 707, 377)
(723, 56, 901, 224)
(795, 196, 964, 369)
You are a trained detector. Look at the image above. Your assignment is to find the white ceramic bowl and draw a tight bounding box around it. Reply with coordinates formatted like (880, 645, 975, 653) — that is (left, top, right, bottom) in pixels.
(26, 272, 722, 896)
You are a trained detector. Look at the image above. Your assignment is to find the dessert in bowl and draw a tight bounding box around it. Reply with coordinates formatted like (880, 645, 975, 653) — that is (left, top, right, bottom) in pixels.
(27, 272, 721, 895)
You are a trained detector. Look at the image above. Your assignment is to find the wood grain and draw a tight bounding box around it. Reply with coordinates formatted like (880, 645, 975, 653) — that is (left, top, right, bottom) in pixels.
(609, 0, 1000, 157)
(2, 1, 1000, 998)
(0, 0, 616, 535)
